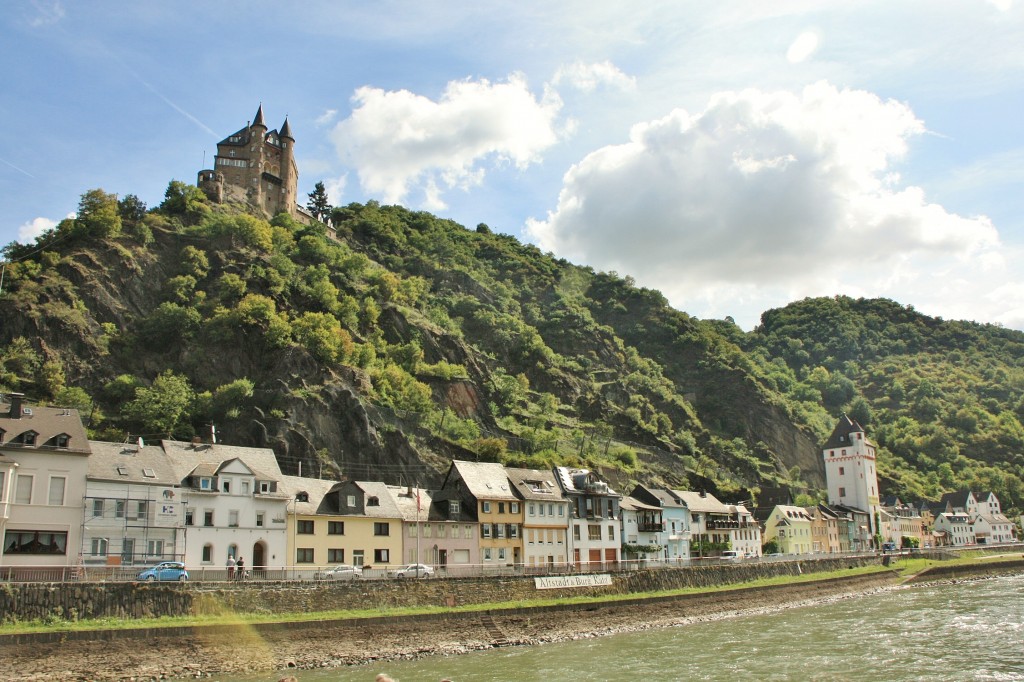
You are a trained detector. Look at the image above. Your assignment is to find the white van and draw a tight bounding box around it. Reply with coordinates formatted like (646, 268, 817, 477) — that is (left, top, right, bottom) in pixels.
(720, 551, 741, 561)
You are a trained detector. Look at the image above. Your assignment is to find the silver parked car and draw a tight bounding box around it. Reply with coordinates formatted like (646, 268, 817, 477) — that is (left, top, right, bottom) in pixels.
(391, 563, 434, 578)
(319, 564, 364, 581)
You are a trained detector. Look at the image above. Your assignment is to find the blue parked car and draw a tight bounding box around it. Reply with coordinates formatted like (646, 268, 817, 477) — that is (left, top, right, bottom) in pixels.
(137, 561, 189, 582)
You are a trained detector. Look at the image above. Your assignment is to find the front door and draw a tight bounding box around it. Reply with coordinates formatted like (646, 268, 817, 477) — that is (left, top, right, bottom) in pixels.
(252, 542, 265, 575)
(438, 549, 447, 567)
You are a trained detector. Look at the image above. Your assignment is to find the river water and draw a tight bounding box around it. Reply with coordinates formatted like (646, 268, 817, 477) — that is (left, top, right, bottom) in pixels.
(217, 574, 1024, 682)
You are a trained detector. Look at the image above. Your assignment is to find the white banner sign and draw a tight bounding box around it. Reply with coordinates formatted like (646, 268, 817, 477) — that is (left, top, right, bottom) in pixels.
(534, 574, 612, 589)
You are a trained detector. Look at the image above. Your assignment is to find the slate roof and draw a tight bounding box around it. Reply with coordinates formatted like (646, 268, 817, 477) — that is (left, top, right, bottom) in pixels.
(278, 475, 337, 515)
(388, 484, 434, 522)
(160, 440, 283, 482)
(87, 441, 178, 484)
(630, 484, 686, 509)
(279, 117, 293, 139)
(671, 490, 731, 514)
(505, 467, 562, 502)
(939, 490, 974, 511)
(0, 399, 90, 454)
(446, 460, 517, 500)
(620, 496, 661, 512)
(823, 414, 871, 450)
(325, 480, 404, 519)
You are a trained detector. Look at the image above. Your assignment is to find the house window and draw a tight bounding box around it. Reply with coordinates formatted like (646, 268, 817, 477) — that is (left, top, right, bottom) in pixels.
(296, 548, 314, 563)
(185, 508, 194, 526)
(0, 471, 4, 501)
(408, 524, 418, 537)
(328, 521, 344, 535)
(204, 509, 214, 526)
(481, 524, 492, 538)
(436, 524, 445, 538)
(373, 522, 390, 536)
(346, 494, 356, 507)
(498, 502, 505, 514)
(256, 512, 264, 527)
(367, 496, 379, 506)
(451, 524, 459, 539)
(509, 524, 519, 539)
(482, 501, 491, 513)
(15, 474, 32, 504)
(838, 487, 846, 497)
(200, 478, 211, 490)
(608, 524, 615, 541)
(202, 544, 213, 563)
(297, 520, 314, 534)
(588, 525, 601, 541)
(423, 524, 432, 538)
(574, 525, 581, 541)
(483, 548, 492, 561)
(529, 503, 536, 516)
(498, 548, 506, 561)
(374, 549, 389, 563)
(55, 434, 69, 448)
(92, 499, 105, 517)
(496, 524, 505, 539)
(449, 500, 460, 515)
(136, 500, 148, 520)
(260, 481, 271, 494)
(510, 502, 519, 514)
(91, 537, 108, 556)
(222, 480, 231, 493)
(241, 481, 250, 495)
(328, 548, 344, 563)
(115, 499, 126, 518)
(352, 550, 364, 566)
(558, 505, 564, 516)
(147, 539, 164, 557)
(47, 477, 66, 506)
(839, 467, 845, 475)
(23, 431, 36, 445)
(229, 510, 239, 528)
(142, 468, 156, 478)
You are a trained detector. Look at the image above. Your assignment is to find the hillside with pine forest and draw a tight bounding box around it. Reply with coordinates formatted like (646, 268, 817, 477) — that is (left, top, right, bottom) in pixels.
(2, 183, 1023, 515)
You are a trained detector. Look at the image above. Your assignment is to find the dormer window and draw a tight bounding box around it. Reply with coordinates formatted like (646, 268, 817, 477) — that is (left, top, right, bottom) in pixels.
(22, 431, 37, 446)
(55, 434, 69, 448)
(367, 496, 379, 507)
(200, 478, 212, 490)
(259, 481, 271, 494)
(449, 500, 460, 515)
(0, 428, 4, 444)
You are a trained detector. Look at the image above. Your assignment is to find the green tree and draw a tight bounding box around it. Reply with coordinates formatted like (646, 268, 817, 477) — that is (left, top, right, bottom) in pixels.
(122, 370, 195, 436)
(306, 181, 332, 222)
(75, 189, 122, 238)
(117, 194, 147, 222)
(161, 180, 210, 223)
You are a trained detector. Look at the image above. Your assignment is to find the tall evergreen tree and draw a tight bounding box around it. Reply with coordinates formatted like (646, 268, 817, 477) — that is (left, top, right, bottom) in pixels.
(306, 181, 332, 222)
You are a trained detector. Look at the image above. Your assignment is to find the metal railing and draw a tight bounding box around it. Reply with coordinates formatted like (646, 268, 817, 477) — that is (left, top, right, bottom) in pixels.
(2, 542, 1020, 583)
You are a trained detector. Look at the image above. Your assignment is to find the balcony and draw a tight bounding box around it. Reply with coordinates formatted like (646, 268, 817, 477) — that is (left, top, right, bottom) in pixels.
(637, 522, 664, 532)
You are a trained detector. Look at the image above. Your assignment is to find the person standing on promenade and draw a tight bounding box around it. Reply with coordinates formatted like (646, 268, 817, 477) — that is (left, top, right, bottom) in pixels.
(226, 554, 235, 580)
(235, 556, 245, 580)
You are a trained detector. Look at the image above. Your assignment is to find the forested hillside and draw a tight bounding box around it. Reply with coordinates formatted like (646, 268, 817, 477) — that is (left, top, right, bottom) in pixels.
(2, 184, 1022, 514)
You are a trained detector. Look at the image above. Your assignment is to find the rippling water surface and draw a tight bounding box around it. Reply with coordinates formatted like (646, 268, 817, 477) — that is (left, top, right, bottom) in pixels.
(218, 574, 1024, 682)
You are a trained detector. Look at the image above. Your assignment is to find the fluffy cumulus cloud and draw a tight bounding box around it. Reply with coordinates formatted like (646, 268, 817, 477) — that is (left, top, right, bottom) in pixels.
(331, 74, 563, 208)
(786, 31, 820, 64)
(18, 216, 57, 243)
(552, 60, 637, 92)
(527, 81, 1007, 328)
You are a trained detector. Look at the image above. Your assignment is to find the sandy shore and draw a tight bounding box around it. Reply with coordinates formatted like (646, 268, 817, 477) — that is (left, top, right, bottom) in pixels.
(2, 571, 916, 681)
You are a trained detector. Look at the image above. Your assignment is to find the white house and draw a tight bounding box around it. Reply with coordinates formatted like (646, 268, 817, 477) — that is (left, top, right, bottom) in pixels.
(972, 513, 1016, 545)
(727, 504, 762, 557)
(619, 496, 664, 564)
(162, 440, 290, 573)
(822, 415, 880, 536)
(933, 512, 973, 547)
(1, 395, 90, 569)
(83, 440, 185, 568)
(556, 467, 621, 568)
(629, 485, 691, 562)
(506, 467, 569, 570)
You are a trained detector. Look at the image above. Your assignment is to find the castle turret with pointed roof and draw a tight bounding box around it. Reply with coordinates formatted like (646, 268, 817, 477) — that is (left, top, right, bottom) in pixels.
(823, 414, 881, 537)
(197, 104, 308, 222)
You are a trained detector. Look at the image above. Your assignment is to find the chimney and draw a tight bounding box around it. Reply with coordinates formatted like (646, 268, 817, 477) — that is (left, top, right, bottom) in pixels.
(8, 393, 25, 419)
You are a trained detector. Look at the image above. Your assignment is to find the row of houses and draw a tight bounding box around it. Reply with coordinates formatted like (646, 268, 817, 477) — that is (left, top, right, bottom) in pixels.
(2, 396, 1016, 575)
(0, 396, 764, 573)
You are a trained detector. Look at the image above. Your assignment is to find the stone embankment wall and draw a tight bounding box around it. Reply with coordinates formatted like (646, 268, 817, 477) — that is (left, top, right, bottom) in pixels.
(904, 556, 1024, 583)
(0, 556, 879, 623)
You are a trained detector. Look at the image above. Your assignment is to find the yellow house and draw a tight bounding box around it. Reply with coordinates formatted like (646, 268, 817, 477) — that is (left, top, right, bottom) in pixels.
(442, 461, 523, 568)
(764, 505, 813, 555)
(280, 476, 402, 575)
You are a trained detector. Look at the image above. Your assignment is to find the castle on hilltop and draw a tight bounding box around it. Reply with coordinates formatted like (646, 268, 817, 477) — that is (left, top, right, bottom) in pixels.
(197, 104, 310, 222)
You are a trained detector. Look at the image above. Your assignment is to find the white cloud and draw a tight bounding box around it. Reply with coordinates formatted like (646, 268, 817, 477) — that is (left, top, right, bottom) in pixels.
(323, 175, 347, 207)
(331, 74, 564, 206)
(527, 81, 1006, 328)
(786, 31, 820, 64)
(552, 60, 637, 92)
(27, 0, 64, 27)
(18, 216, 57, 243)
(315, 109, 338, 127)
(987, 0, 1012, 11)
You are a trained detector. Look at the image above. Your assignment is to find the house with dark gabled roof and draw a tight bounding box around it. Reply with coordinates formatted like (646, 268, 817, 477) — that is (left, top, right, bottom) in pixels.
(388, 484, 479, 573)
(822, 414, 880, 540)
(442, 460, 522, 569)
(1, 394, 91, 570)
(630, 484, 691, 561)
(316, 480, 404, 571)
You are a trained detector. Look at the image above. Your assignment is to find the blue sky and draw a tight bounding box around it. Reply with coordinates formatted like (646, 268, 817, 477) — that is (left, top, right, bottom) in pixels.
(3, 1, 1023, 330)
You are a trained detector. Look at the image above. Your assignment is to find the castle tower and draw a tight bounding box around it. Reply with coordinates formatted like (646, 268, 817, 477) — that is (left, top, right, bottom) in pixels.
(823, 414, 880, 535)
(197, 104, 306, 223)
